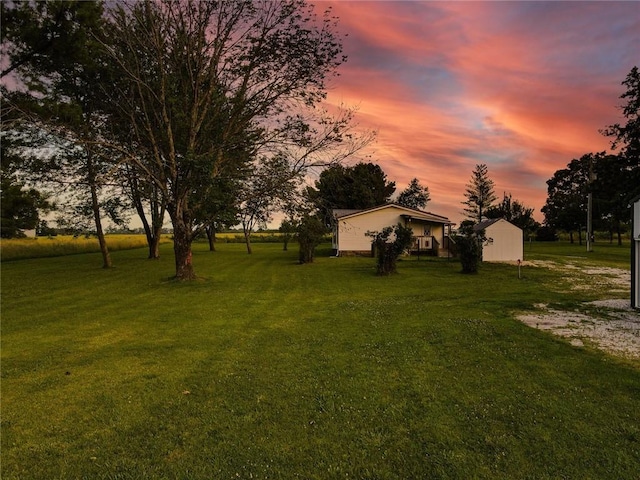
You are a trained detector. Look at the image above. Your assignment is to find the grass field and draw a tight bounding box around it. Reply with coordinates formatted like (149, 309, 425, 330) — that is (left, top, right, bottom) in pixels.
(0, 234, 173, 262)
(1, 241, 639, 479)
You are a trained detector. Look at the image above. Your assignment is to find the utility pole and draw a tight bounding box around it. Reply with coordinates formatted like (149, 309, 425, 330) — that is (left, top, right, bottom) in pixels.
(586, 156, 595, 253)
(587, 191, 593, 252)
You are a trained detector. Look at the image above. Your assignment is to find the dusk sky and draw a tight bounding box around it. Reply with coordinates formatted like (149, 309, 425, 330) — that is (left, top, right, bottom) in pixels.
(314, 1, 639, 225)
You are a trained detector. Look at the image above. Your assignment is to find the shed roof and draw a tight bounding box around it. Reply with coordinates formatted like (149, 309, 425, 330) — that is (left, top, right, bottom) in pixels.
(333, 203, 452, 224)
(473, 218, 521, 231)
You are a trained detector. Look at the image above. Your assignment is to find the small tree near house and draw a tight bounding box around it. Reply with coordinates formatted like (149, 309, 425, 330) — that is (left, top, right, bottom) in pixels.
(455, 221, 485, 274)
(367, 223, 415, 276)
(296, 215, 328, 264)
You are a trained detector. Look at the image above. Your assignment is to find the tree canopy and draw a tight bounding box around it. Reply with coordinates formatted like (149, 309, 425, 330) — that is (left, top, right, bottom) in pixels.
(486, 193, 538, 235)
(397, 178, 430, 210)
(543, 67, 640, 244)
(541, 155, 591, 242)
(600, 66, 640, 209)
(307, 162, 396, 224)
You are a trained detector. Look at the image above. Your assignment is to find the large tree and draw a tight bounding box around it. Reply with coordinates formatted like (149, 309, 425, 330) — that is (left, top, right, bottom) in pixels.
(2, 0, 118, 268)
(590, 153, 635, 245)
(542, 155, 591, 243)
(99, 0, 357, 280)
(600, 66, 640, 215)
(485, 193, 538, 237)
(0, 178, 50, 238)
(602, 66, 639, 163)
(0, 125, 52, 238)
(543, 68, 640, 244)
(307, 162, 396, 224)
(397, 177, 430, 210)
(462, 163, 497, 223)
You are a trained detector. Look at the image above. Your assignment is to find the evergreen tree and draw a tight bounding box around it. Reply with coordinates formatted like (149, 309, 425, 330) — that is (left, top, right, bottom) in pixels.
(462, 164, 497, 223)
(397, 178, 430, 210)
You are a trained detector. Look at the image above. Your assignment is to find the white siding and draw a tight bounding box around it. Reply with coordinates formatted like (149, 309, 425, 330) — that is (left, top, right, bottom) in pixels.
(633, 199, 640, 309)
(332, 205, 448, 252)
(338, 208, 406, 252)
(335, 205, 449, 254)
(482, 219, 523, 262)
(634, 241, 640, 309)
(634, 199, 640, 239)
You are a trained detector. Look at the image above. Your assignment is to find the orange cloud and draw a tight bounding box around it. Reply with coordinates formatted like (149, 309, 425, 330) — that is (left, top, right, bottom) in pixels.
(313, 1, 638, 224)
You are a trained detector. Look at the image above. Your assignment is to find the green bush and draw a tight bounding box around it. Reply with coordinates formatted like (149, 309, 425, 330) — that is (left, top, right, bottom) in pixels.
(453, 227, 485, 274)
(369, 223, 415, 275)
(296, 215, 328, 264)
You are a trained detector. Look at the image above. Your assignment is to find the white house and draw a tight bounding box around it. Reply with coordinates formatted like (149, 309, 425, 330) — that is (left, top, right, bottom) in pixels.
(474, 218, 523, 262)
(332, 204, 452, 256)
(631, 195, 640, 309)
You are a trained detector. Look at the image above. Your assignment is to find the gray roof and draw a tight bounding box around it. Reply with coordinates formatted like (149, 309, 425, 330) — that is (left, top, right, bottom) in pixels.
(473, 218, 502, 231)
(333, 203, 452, 224)
(473, 218, 522, 232)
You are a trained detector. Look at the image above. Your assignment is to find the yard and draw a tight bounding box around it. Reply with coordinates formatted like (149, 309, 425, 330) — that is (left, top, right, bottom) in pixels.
(1, 240, 639, 479)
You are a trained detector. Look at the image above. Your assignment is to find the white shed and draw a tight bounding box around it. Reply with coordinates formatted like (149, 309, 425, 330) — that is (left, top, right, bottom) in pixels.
(631, 195, 640, 309)
(474, 218, 523, 262)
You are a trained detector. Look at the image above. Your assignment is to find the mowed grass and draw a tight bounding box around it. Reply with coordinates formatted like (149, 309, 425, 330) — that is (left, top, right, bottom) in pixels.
(1, 242, 639, 479)
(524, 238, 632, 269)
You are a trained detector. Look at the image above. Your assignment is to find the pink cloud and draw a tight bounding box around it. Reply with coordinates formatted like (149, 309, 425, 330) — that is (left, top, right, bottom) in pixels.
(313, 1, 638, 225)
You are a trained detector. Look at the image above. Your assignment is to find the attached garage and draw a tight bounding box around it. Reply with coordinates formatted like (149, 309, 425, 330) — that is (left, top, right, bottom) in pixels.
(474, 218, 523, 263)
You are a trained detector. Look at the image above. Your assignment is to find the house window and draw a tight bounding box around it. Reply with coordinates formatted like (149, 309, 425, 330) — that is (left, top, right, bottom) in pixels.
(424, 226, 431, 236)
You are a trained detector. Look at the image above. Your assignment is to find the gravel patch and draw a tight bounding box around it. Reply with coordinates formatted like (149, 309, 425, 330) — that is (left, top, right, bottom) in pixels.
(517, 260, 639, 359)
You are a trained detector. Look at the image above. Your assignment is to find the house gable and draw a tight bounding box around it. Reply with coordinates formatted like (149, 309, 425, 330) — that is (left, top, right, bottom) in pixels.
(332, 204, 451, 255)
(336, 203, 450, 224)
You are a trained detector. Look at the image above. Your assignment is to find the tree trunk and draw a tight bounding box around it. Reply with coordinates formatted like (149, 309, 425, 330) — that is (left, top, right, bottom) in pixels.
(569, 231, 574, 244)
(128, 168, 163, 259)
(172, 226, 195, 280)
(148, 195, 165, 260)
(148, 225, 162, 259)
(206, 225, 216, 252)
(617, 222, 622, 246)
(169, 201, 196, 281)
(87, 155, 112, 269)
(244, 229, 253, 254)
(91, 183, 112, 269)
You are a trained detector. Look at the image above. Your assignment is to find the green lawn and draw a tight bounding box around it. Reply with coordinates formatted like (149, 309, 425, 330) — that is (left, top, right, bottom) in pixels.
(1, 242, 638, 479)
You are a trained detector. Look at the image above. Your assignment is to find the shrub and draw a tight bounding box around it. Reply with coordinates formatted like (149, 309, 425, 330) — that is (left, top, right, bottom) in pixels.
(296, 215, 328, 264)
(368, 223, 415, 275)
(536, 226, 559, 242)
(456, 234, 483, 273)
(454, 223, 485, 274)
